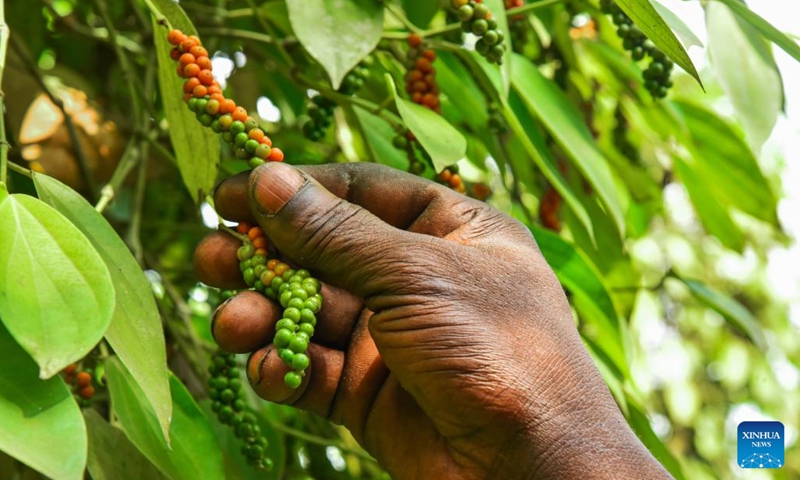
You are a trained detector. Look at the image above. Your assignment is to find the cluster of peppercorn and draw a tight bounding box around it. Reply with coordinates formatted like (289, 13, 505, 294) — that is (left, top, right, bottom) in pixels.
(167, 29, 285, 168)
(62, 363, 95, 405)
(208, 350, 273, 471)
(612, 107, 638, 161)
(235, 222, 322, 389)
(599, 0, 673, 98)
(487, 102, 507, 134)
(436, 167, 466, 194)
(301, 56, 375, 141)
(404, 35, 440, 113)
(451, 0, 507, 64)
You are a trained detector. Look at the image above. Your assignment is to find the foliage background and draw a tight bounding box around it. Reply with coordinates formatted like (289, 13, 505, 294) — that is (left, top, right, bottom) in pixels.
(0, 0, 798, 479)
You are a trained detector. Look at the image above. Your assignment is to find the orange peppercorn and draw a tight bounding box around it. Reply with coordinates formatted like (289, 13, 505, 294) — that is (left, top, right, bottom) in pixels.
(167, 29, 186, 46)
(268, 147, 284, 162)
(220, 99, 236, 114)
(179, 53, 195, 66)
(248, 227, 264, 241)
(198, 70, 215, 86)
(76, 371, 92, 388)
(190, 46, 208, 59)
(78, 386, 95, 400)
(183, 77, 201, 93)
(253, 237, 268, 249)
(170, 47, 181, 61)
(180, 37, 198, 53)
(63, 363, 78, 375)
(254, 249, 268, 257)
(192, 84, 208, 98)
(183, 63, 201, 78)
(408, 33, 422, 48)
(237, 222, 252, 234)
(196, 56, 213, 71)
(232, 107, 248, 123)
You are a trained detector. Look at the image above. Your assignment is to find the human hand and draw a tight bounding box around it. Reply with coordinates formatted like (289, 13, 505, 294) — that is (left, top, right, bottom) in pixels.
(194, 163, 671, 480)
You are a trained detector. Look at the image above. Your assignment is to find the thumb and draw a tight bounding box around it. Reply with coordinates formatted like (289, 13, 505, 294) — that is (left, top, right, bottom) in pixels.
(248, 162, 427, 301)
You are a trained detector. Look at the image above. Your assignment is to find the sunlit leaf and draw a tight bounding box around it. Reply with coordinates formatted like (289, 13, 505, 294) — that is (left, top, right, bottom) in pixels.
(145, 1, 220, 203)
(34, 173, 172, 443)
(387, 74, 467, 172)
(84, 410, 168, 480)
(511, 55, 626, 238)
(287, 0, 383, 90)
(706, 1, 783, 153)
(0, 194, 114, 378)
(713, 0, 800, 63)
(680, 277, 767, 350)
(0, 324, 86, 480)
(614, 0, 702, 86)
(106, 357, 226, 480)
(651, 0, 703, 49)
(674, 102, 778, 225)
(673, 157, 744, 252)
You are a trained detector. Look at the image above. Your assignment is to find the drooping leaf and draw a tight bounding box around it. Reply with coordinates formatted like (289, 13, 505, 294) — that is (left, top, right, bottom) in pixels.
(674, 102, 778, 225)
(651, 0, 703, 48)
(484, 0, 512, 96)
(387, 74, 467, 172)
(680, 277, 767, 350)
(402, 0, 441, 29)
(287, 0, 383, 90)
(713, 0, 800, 63)
(436, 52, 491, 132)
(705, 0, 783, 153)
(673, 157, 744, 252)
(511, 55, 626, 238)
(614, 0, 702, 86)
(84, 410, 168, 480)
(0, 324, 86, 480)
(34, 174, 172, 442)
(529, 225, 627, 377)
(0, 194, 114, 378)
(146, 3, 219, 203)
(106, 357, 226, 480)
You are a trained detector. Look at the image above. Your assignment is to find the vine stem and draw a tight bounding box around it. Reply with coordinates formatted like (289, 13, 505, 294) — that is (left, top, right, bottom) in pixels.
(0, 0, 10, 185)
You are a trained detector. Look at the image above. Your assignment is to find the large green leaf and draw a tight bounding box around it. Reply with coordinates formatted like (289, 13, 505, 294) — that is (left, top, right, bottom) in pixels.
(0, 324, 86, 480)
(680, 277, 767, 350)
(529, 225, 627, 377)
(34, 174, 172, 442)
(402, 0, 441, 28)
(351, 108, 409, 171)
(713, 0, 800, 63)
(673, 157, 744, 252)
(287, 0, 383, 90)
(145, 1, 219, 203)
(387, 75, 467, 172)
(705, 1, 783, 153)
(674, 102, 778, 225)
(511, 55, 626, 238)
(0, 193, 114, 378)
(106, 357, 226, 480)
(614, 0, 702, 86)
(84, 410, 168, 480)
(651, 0, 703, 48)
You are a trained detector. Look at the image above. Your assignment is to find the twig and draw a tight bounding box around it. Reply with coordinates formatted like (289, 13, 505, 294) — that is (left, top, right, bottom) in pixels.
(9, 35, 98, 201)
(384, 2, 422, 34)
(266, 420, 378, 463)
(95, 139, 140, 213)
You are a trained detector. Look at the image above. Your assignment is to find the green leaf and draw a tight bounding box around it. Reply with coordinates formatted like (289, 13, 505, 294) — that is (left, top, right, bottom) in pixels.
(651, 0, 703, 48)
(511, 55, 626, 238)
(679, 277, 767, 350)
(484, 0, 511, 96)
(387, 74, 467, 172)
(674, 102, 778, 225)
(34, 174, 173, 443)
(106, 357, 226, 480)
(84, 410, 168, 480)
(402, 0, 441, 29)
(0, 194, 114, 378)
(529, 226, 627, 377)
(0, 324, 86, 480)
(504, 91, 596, 241)
(706, 0, 783, 153)
(351, 108, 409, 171)
(287, 0, 383, 90)
(614, 0, 702, 86)
(713, 0, 800, 64)
(147, 8, 219, 203)
(0, 183, 7, 203)
(436, 52, 490, 132)
(625, 393, 686, 480)
(673, 157, 744, 252)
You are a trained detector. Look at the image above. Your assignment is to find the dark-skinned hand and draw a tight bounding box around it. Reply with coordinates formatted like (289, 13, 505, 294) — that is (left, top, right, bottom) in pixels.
(193, 162, 672, 480)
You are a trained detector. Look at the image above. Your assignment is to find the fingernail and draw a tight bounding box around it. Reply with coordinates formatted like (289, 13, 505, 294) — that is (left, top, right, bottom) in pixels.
(251, 163, 306, 215)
